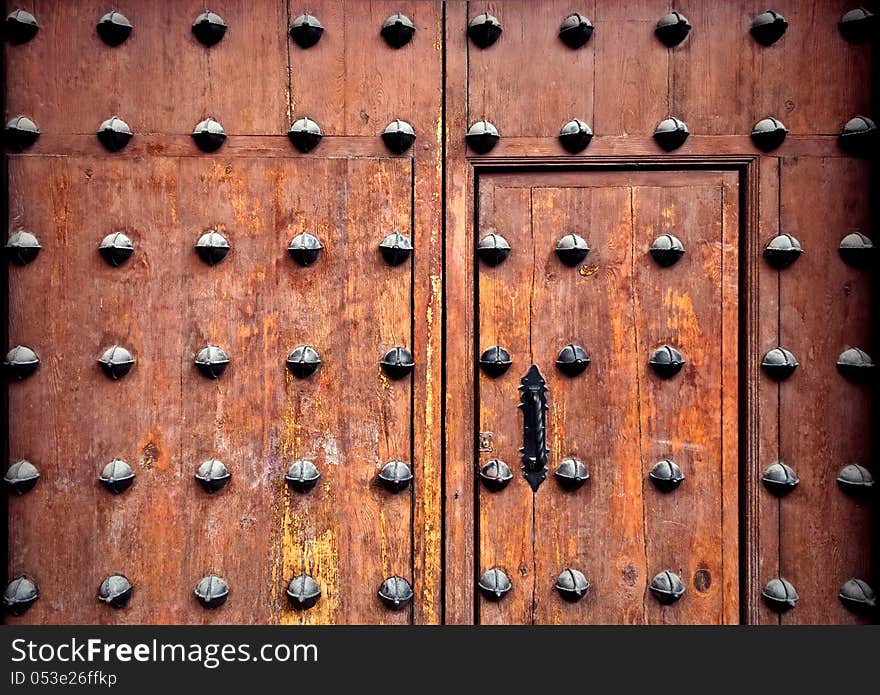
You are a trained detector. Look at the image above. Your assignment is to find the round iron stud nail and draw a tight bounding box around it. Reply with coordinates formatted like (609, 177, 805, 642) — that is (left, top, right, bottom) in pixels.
(478, 567, 511, 601)
(750, 10, 788, 46)
(381, 13, 415, 48)
(5, 9, 38, 44)
(837, 347, 874, 383)
(761, 461, 799, 496)
(378, 460, 413, 493)
(286, 345, 321, 378)
(381, 119, 416, 154)
(97, 116, 133, 151)
(194, 575, 228, 609)
(650, 570, 686, 604)
(377, 575, 413, 610)
(559, 13, 593, 49)
(555, 233, 590, 266)
(763, 234, 802, 269)
(649, 345, 685, 379)
(836, 463, 874, 496)
(653, 116, 689, 151)
(649, 459, 685, 492)
(555, 568, 590, 602)
(479, 459, 513, 492)
(290, 13, 324, 48)
(479, 346, 512, 378)
(467, 13, 502, 49)
(556, 344, 590, 377)
(98, 574, 132, 608)
(195, 458, 231, 494)
(192, 11, 227, 47)
(191, 117, 227, 152)
(838, 232, 874, 268)
(99, 232, 134, 267)
(195, 230, 230, 266)
(477, 233, 510, 266)
(285, 459, 321, 493)
(5, 230, 41, 266)
(288, 116, 323, 153)
(195, 345, 230, 379)
(839, 578, 876, 613)
(4, 460, 39, 495)
(554, 457, 590, 491)
(286, 573, 321, 610)
(762, 577, 799, 612)
(558, 118, 593, 153)
(839, 116, 877, 155)
(96, 11, 132, 46)
(4, 576, 38, 615)
(4, 345, 39, 381)
(379, 231, 413, 266)
(380, 347, 415, 380)
(650, 234, 686, 267)
(288, 232, 323, 267)
(761, 347, 798, 381)
(839, 8, 876, 44)
(655, 12, 691, 47)
(751, 116, 788, 151)
(4, 115, 40, 150)
(99, 459, 135, 494)
(97, 345, 134, 380)
(466, 119, 500, 154)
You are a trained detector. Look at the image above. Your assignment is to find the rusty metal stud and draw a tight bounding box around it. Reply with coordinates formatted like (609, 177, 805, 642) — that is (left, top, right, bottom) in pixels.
(4, 345, 39, 381)
(286, 573, 321, 610)
(380, 347, 414, 380)
(468, 12, 502, 49)
(750, 10, 788, 46)
(555, 233, 590, 266)
(556, 344, 590, 377)
(381, 119, 416, 154)
(558, 118, 593, 153)
(97, 116, 133, 152)
(477, 233, 510, 266)
(4, 115, 40, 150)
(96, 11, 132, 47)
(479, 459, 513, 492)
(5, 230, 41, 266)
(195, 458, 231, 494)
(4, 460, 39, 495)
(285, 459, 320, 493)
(192, 11, 226, 47)
(99, 459, 135, 494)
(650, 234, 686, 267)
(837, 347, 874, 383)
(99, 574, 132, 608)
(194, 575, 228, 609)
(478, 568, 511, 601)
(839, 8, 876, 44)
(839, 578, 876, 613)
(290, 13, 324, 48)
(838, 232, 874, 268)
(761, 461, 799, 496)
(751, 116, 788, 151)
(381, 13, 415, 48)
(554, 457, 590, 491)
(378, 460, 413, 493)
(98, 345, 134, 380)
(195, 230, 230, 266)
(649, 344, 685, 379)
(466, 119, 500, 154)
(763, 234, 802, 269)
(649, 459, 685, 492)
(559, 13, 593, 49)
(761, 347, 798, 381)
(194, 345, 230, 379)
(762, 577, 799, 612)
(837, 463, 874, 495)
(287, 232, 323, 267)
(379, 231, 413, 266)
(286, 345, 321, 378)
(650, 570, 685, 604)
(4, 9, 38, 44)
(378, 575, 413, 610)
(555, 568, 590, 602)
(288, 116, 323, 153)
(191, 117, 227, 152)
(4, 576, 38, 615)
(653, 117, 689, 151)
(99, 232, 134, 267)
(840, 115, 877, 155)
(655, 12, 691, 47)
(479, 346, 512, 378)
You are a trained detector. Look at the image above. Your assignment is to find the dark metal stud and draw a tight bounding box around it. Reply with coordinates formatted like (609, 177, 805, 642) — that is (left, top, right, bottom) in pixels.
(288, 116, 323, 153)
(4, 576, 38, 615)
(285, 459, 320, 493)
(192, 11, 227, 47)
(195, 458, 231, 494)
(839, 116, 877, 155)
(378, 576, 413, 610)
(4, 9, 38, 45)
(839, 8, 876, 44)
(466, 120, 500, 154)
(554, 457, 590, 491)
(751, 116, 788, 151)
(556, 344, 590, 377)
(477, 233, 510, 266)
(653, 117, 689, 151)
(761, 461, 799, 496)
(290, 13, 324, 49)
(4, 115, 40, 150)
(558, 118, 593, 153)
(4, 460, 39, 495)
(194, 575, 228, 609)
(5, 230, 41, 266)
(478, 568, 511, 601)
(378, 460, 413, 492)
(99, 232, 134, 267)
(287, 232, 323, 266)
(648, 344, 685, 379)
(99, 459, 135, 494)
(467, 12, 502, 49)
(649, 234, 686, 267)
(839, 578, 876, 613)
(380, 347, 415, 380)
(381, 13, 415, 49)
(194, 345, 230, 379)
(96, 11, 132, 47)
(761, 347, 798, 381)
(650, 570, 686, 604)
(838, 232, 874, 268)
(655, 12, 691, 47)
(286, 345, 321, 378)
(191, 117, 227, 152)
(479, 346, 512, 378)
(649, 459, 685, 492)
(762, 577, 799, 612)
(750, 10, 788, 46)
(555, 568, 590, 602)
(286, 573, 321, 610)
(763, 234, 802, 269)
(97, 116, 133, 152)
(381, 119, 416, 154)
(195, 230, 230, 266)
(836, 463, 874, 495)
(4, 345, 39, 381)
(555, 234, 590, 266)
(97, 345, 134, 380)
(379, 231, 413, 266)
(837, 347, 874, 383)
(98, 574, 132, 608)
(479, 459, 513, 492)
(559, 13, 593, 49)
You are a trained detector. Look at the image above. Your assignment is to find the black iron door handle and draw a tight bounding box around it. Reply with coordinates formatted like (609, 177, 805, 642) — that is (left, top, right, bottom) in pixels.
(519, 364, 549, 492)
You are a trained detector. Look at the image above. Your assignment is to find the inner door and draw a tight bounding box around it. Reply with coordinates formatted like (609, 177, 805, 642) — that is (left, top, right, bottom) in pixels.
(475, 170, 739, 624)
